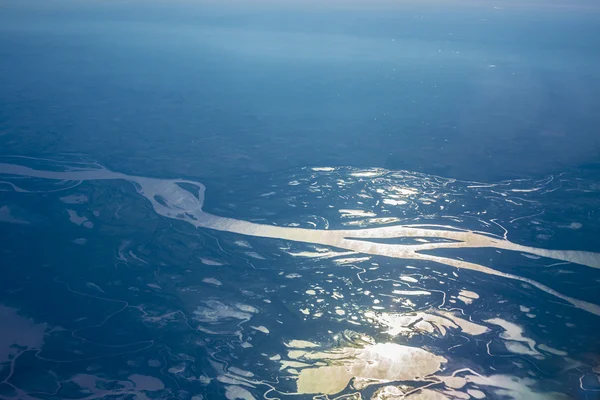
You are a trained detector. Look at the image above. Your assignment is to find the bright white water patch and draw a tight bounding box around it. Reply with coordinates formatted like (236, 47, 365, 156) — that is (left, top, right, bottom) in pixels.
(339, 209, 377, 218)
(202, 278, 223, 286)
(400, 276, 419, 283)
(147, 283, 161, 289)
(333, 256, 370, 265)
(392, 289, 431, 296)
(350, 170, 383, 177)
(457, 290, 480, 305)
(287, 249, 355, 258)
(1, 160, 600, 319)
(235, 304, 258, 314)
(391, 186, 419, 196)
(225, 385, 256, 400)
(285, 340, 319, 349)
(366, 310, 489, 337)
(485, 318, 542, 358)
(194, 301, 254, 324)
(200, 258, 225, 266)
(227, 367, 254, 378)
(467, 389, 486, 399)
(312, 167, 335, 172)
(382, 198, 407, 206)
(459, 290, 479, 299)
(250, 325, 269, 334)
(283, 340, 446, 394)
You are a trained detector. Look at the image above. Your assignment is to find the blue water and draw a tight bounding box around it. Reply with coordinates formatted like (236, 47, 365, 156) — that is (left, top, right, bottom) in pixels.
(1, 1, 600, 399)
